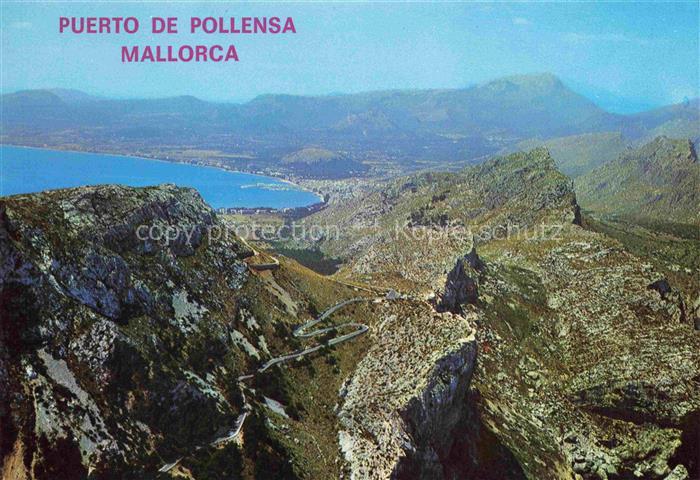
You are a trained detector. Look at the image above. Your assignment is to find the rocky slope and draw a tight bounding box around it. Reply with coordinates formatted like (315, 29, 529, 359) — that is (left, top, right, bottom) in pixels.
(2, 145, 699, 479)
(281, 147, 700, 479)
(0, 183, 502, 479)
(289, 148, 579, 295)
(338, 302, 477, 479)
(472, 223, 699, 480)
(0, 184, 261, 477)
(576, 136, 700, 225)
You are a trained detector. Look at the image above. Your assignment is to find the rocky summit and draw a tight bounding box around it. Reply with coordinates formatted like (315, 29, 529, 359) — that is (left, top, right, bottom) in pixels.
(1, 147, 699, 479)
(0, 185, 254, 477)
(276, 147, 700, 479)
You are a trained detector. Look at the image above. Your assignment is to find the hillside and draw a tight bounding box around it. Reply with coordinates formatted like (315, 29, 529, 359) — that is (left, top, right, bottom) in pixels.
(576, 136, 700, 225)
(2, 74, 697, 179)
(516, 131, 630, 178)
(0, 184, 526, 479)
(275, 147, 700, 479)
(0, 184, 382, 478)
(280, 147, 368, 178)
(2, 162, 699, 479)
(628, 99, 700, 144)
(287, 148, 579, 293)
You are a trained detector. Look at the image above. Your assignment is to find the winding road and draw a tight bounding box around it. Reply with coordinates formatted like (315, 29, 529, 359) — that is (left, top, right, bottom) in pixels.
(158, 241, 381, 474)
(256, 297, 374, 374)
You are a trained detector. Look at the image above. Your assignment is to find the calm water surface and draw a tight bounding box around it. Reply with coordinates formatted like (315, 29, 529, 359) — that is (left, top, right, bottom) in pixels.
(0, 145, 320, 209)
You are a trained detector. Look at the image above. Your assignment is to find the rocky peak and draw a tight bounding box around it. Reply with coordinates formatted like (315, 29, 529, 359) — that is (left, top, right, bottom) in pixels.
(438, 247, 486, 314)
(0, 184, 259, 476)
(1, 184, 248, 323)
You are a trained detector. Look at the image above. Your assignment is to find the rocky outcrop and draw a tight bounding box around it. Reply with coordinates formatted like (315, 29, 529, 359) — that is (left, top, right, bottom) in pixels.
(648, 278, 688, 325)
(438, 247, 486, 313)
(338, 301, 478, 479)
(0, 185, 260, 477)
(472, 224, 700, 480)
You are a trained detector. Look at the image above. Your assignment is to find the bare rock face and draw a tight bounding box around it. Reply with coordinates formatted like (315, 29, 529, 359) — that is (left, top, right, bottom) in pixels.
(0, 184, 257, 477)
(648, 278, 689, 325)
(338, 301, 478, 479)
(472, 224, 700, 480)
(439, 247, 486, 314)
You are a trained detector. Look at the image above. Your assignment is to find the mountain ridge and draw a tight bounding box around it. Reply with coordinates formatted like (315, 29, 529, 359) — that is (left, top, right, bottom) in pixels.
(8, 73, 691, 110)
(2, 73, 698, 179)
(2, 148, 699, 478)
(576, 136, 700, 225)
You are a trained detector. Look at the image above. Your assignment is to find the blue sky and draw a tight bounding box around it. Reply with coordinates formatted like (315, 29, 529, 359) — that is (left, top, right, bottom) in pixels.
(1, 1, 698, 113)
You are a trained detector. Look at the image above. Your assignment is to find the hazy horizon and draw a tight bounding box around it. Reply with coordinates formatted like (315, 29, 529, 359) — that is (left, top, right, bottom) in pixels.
(4, 72, 699, 117)
(2, 2, 698, 114)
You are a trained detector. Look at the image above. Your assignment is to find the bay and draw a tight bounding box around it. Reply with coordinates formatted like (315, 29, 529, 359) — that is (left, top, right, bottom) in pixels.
(0, 145, 320, 209)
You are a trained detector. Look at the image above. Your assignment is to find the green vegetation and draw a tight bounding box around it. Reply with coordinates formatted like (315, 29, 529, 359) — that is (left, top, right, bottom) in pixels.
(576, 136, 699, 225)
(270, 244, 342, 275)
(183, 443, 244, 480)
(517, 131, 628, 177)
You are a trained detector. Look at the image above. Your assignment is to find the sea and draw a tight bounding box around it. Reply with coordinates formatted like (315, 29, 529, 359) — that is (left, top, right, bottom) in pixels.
(0, 145, 320, 209)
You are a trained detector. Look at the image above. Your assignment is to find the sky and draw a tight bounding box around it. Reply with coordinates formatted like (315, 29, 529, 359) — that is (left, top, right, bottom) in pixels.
(1, 1, 698, 113)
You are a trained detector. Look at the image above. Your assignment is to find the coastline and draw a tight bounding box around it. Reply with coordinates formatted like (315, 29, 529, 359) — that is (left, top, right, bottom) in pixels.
(0, 143, 325, 205)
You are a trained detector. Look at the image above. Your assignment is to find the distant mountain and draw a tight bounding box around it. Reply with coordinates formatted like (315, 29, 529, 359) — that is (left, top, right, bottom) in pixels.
(1, 90, 69, 125)
(1, 74, 697, 178)
(236, 73, 614, 138)
(2, 89, 65, 107)
(280, 147, 368, 178)
(576, 136, 699, 225)
(48, 88, 102, 103)
(516, 132, 630, 178)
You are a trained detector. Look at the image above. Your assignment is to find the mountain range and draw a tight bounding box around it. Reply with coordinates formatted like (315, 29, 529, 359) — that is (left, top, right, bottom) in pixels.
(2, 150, 698, 479)
(2, 67, 700, 478)
(2, 74, 698, 178)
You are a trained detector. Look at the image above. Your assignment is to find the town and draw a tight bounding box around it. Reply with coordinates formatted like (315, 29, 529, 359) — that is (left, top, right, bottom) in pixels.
(218, 200, 326, 220)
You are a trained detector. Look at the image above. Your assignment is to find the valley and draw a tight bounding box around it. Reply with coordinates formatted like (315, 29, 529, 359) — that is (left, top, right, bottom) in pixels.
(1, 135, 698, 479)
(2, 74, 697, 180)
(1, 73, 699, 480)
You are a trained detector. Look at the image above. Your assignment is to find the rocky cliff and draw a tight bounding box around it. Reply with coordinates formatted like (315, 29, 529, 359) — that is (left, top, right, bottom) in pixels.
(0, 185, 259, 477)
(279, 147, 700, 479)
(438, 247, 486, 313)
(338, 302, 477, 479)
(2, 148, 698, 480)
(1, 183, 498, 479)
